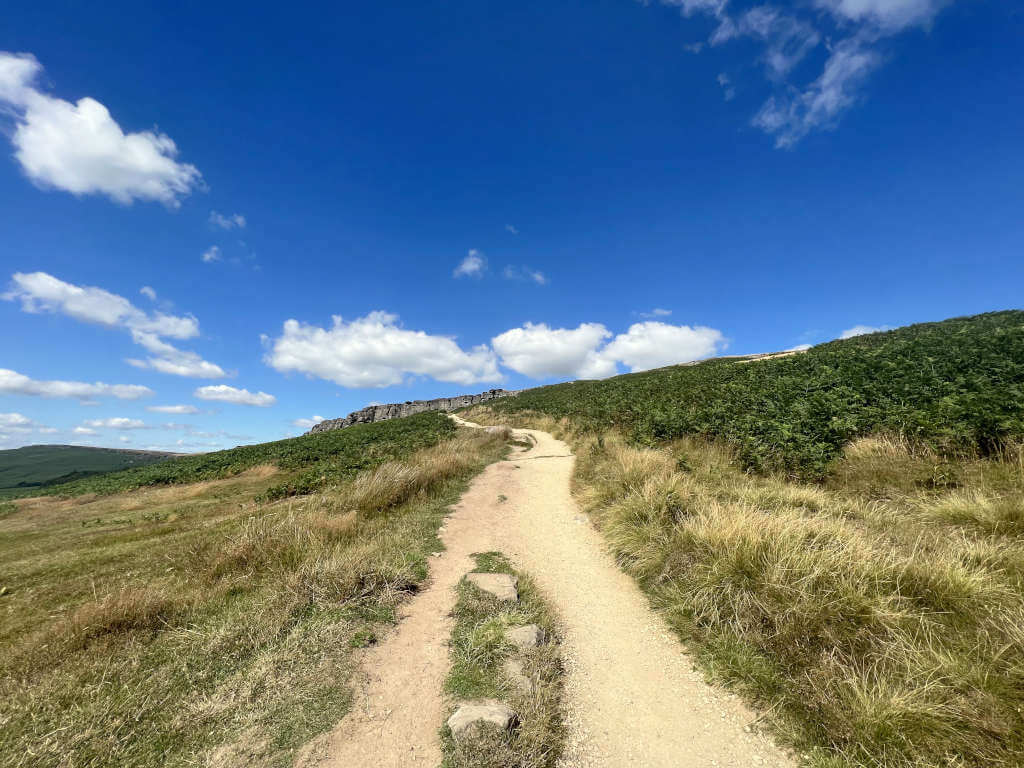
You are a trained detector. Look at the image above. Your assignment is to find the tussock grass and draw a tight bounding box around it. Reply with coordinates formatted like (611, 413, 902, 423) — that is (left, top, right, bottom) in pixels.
(442, 553, 564, 768)
(0, 426, 509, 768)
(566, 431, 1024, 767)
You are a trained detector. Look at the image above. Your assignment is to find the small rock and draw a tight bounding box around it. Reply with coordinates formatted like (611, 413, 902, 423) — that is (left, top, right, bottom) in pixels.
(506, 624, 543, 649)
(466, 573, 519, 602)
(503, 658, 534, 694)
(447, 700, 518, 740)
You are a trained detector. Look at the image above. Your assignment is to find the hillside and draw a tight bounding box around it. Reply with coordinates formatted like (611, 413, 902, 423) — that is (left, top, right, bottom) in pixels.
(486, 310, 1024, 477)
(0, 445, 175, 497)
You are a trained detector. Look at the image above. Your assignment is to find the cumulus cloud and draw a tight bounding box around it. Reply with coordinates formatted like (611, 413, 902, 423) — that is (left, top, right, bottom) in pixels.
(503, 265, 548, 285)
(492, 322, 616, 379)
(201, 246, 222, 263)
(839, 324, 892, 339)
(0, 52, 201, 205)
(0, 368, 152, 400)
(209, 211, 246, 230)
(146, 404, 200, 414)
(5, 271, 226, 378)
(454, 249, 486, 278)
(291, 415, 325, 429)
(651, 0, 957, 146)
(264, 311, 501, 388)
(194, 384, 276, 407)
(493, 320, 726, 380)
(73, 426, 97, 435)
(83, 417, 148, 430)
(602, 322, 725, 372)
(0, 412, 34, 436)
(140, 286, 157, 301)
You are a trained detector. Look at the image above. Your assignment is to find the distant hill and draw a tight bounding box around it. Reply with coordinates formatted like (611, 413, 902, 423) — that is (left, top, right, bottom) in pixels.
(0, 445, 176, 497)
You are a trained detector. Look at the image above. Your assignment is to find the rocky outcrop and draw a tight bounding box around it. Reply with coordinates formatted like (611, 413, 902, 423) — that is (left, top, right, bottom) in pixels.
(307, 388, 520, 434)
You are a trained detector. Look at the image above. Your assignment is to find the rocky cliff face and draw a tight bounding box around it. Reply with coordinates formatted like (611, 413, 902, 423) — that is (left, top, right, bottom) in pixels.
(307, 389, 519, 434)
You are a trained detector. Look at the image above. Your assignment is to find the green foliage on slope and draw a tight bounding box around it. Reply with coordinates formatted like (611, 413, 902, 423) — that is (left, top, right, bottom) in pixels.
(43, 412, 456, 499)
(0, 445, 174, 495)
(490, 311, 1024, 478)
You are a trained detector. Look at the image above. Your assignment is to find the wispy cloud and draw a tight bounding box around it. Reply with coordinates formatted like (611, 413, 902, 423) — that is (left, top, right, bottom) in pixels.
(5, 271, 226, 378)
(502, 265, 548, 285)
(209, 210, 246, 230)
(505, 224, 519, 235)
(454, 249, 486, 278)
(0, 368, 152, 400)
(650, 0, 957, 146)
(839, 323, 892, 339)
(201, 245, 221, 263)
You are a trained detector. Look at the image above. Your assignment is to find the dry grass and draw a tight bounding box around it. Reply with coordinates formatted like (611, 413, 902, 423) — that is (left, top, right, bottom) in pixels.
(568, 431, 1024, 767)
(0, 427, 509, 768)
(442, 552, 564, 768)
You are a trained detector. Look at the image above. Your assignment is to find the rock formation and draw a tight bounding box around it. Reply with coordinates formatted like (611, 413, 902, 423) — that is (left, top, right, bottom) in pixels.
(307, 388, 519, 434)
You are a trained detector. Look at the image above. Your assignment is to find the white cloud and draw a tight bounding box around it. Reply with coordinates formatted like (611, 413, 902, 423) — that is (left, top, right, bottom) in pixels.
(209, 211, 246, 230)
(0, 52, 200, 206)
(291, 415, 325, 429)
(0, 368, 152, 400)
(493, 320, 726, 380)
(5, 271, 226, 378)
(639, 308, 673, 319)
(73, 426, 97, 435)
(839, 324, 891, 339)
(195, 384, 276, 407)
(492, 323, 616, 380)
(0, 412, 32, 427)
(454, 249, 486, 278)
(201, 246, 222, 263)
(753, 37, 880, 148)
(146, 404, 200, 414)
(38, 426, 58, 434)
(505, 224, 519, 235)
(83, 417, 148, 430)
(140, 286, 157, 301)
(503, 265, 548, 285)
(816, 0, 951, 31)
(787, 343, 813, 352)
(651, 0, 957, 146)
(119, 435, 131, 443)
(602, 322, 726, 372)
(264, 311, 502, 388)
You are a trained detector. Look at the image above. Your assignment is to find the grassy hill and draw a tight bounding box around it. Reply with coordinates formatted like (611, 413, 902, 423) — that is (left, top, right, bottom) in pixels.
(487, 310, 1024, 478)
(0, 411, 510, 768)
(0, 445, 175, 498)
(466, 310, 1024, 768)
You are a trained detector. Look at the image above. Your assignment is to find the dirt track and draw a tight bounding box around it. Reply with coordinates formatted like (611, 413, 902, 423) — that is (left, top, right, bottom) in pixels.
(297, 417, 795, 767)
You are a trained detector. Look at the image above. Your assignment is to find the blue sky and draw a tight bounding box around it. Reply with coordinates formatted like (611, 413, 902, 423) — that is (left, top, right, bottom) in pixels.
(1, 0, 1021, 451)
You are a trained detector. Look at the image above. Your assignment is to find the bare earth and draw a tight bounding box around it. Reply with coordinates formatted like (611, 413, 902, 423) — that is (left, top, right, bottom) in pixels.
(296, 417, 796, 768)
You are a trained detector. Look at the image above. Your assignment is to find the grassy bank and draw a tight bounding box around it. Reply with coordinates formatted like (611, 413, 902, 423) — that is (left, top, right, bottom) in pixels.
(0, 423, 508, 768)
(29, 410, 456, 500)
(466, 406, 1024, 767)
(484, 311, 1024, 479)
(442, 553, 564, 768)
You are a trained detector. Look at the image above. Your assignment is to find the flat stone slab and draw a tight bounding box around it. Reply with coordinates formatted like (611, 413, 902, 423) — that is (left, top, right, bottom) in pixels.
(447, 700, 518, 740)
(506, 624, 543, 650)
(503, 658, 534, 694)
(466, 573, 519, 602)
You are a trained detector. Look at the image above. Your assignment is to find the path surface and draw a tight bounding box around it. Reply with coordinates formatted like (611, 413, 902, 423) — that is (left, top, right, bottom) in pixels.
(297, 418, 796, 768)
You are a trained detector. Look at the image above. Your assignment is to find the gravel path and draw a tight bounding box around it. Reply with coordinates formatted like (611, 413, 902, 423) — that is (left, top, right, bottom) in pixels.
(296, 417, 796, 767)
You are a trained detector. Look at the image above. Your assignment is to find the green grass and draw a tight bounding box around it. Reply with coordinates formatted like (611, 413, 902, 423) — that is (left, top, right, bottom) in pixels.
(487, 310, 1024, 479)
(0, 445, 175, 497)
(442, 553, 564, 768)
(35, 410, 456, 500)
(0, 424, 509, 768)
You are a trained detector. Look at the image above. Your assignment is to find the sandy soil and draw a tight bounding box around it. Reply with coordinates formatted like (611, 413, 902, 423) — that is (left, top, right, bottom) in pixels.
(296, 417, 796, 768)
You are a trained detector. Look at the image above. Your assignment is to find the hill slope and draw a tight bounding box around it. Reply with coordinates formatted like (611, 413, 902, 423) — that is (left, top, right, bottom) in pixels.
(0, 445, 175, 495)
(488, 310, 1024, 477)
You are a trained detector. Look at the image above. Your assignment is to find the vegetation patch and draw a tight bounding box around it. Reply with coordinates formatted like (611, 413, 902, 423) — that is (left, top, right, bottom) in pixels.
(542, 428, 1024, 768)
(0, 425, 507, 768)
(33, 411, 456, 498)
(442, 552, 564, 768)
(485, 311, 1024, 479)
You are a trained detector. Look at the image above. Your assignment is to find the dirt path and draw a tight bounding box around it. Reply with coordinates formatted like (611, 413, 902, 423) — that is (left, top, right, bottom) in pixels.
(297, 418, 796, 768)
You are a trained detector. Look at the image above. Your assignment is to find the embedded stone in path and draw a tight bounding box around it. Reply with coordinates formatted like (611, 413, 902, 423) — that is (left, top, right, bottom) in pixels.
(466, 573, 519, 602)
(503, 658, 534, 694)
(447, 700, 518, 741)
(506, 624, 543, 650)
